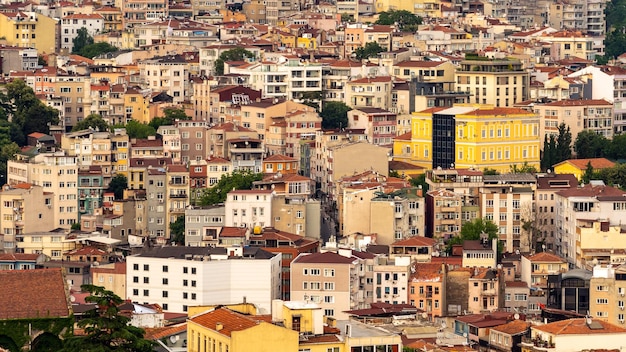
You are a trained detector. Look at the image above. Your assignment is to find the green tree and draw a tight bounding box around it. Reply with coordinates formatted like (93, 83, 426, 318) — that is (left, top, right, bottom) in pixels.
(606, 133, 626, 159)
(72, 114, 109, 132)
(107, 174, 128, 200)
(595, 163, 626, 189)
(483, 168, 499, 175)
(341, 13, 354, 22)
(447, 218, 499, 252)
(510, 162, 538, 174)
(60, 285, 154, 352)
(353, 41, 386, 60)
(574, 130, 608, 158)
(375, 10, 423, 31)
(170, 216, 185, 245)
(556, 123, 572, 162)
(409, 173, 429, 193)
(320, 101, 350, 129)
(299, 91, 323, 111)
(582, 161, 595, 184)
(214, 48, 255, 75)
(123, 120, 156, 139)
(0, 142, 19, 185)
(148, 108, 191, 130)
(199, 170, 263, 206)
(5, 79, 59, 137)
(79, 42, 119, 59)
(72, 27, 94, 55)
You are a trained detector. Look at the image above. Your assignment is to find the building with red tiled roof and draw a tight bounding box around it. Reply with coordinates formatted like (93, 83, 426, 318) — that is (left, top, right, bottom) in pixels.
(553, 158, 615, 180)
(0, 268, 72, 322)
(487, 319, 530, 351)
(522, 318, 626, 351)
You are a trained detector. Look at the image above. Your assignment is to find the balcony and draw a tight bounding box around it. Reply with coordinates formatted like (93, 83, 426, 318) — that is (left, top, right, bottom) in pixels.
(521, 337, 555, 351)
(169, 193, 188, 198)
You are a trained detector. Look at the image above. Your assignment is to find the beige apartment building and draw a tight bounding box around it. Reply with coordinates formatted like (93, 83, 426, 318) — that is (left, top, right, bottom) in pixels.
(53, 75, 90, 129)
(206, 122, 259, 159)
(479, 174, 537, 253)
(427, 189, 463, 241)
(534, 99, 614, 145)
(178, 120, 208, 163)
(91, 262, 127, 299)
(0, 184, 55, 252)
(373, 256, 411, 304)
(455, 58, 529, 107)
(239, 101, 317, 142)
(534, 174, 578, 251)
(312, 140, 388, 198)
(520, 252, 568, 290)
(290, 251, 362, 320)
(7, 151, 79, 229)
(345, 76, 394, 110)
(165, 164, 190, 229)
(61, 130, 114, 186)
(468, 268, 504, 314)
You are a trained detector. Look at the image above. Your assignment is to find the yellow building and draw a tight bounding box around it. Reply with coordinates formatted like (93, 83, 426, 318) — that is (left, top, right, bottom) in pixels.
(0, 12, 57, 54)
(111, 129, 130, 178)
(124, 86, 151, 124)
(375, 0, 441, 17)
(553, 158, 615, 181)
(91, 262, 126, 299)
(187, 307, 299, 352)
(396, 104, 541, 173)
(93, 31, 136, 50)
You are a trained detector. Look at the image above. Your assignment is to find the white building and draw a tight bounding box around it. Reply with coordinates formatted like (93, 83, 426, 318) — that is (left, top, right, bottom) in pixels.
(138, 55, 190, 103)
(61, 14, 105, 50)
(224, 189, 274, 229)
(229, 56, 323, 101)
(126, 246, 281, 313)
(555, 183, 626, 267)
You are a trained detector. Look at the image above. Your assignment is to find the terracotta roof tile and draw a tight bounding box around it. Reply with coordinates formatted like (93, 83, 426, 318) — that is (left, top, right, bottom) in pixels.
(0, 268, 71, 319)
(293, 252, 356, 264)
(556, 158, 615, 170)
(391, 236, 436, 247)
(491, 319, 530, 335)
(534, 318, 626, 335)
(189, 308, 260, 336)
(527, 252, 565, 262)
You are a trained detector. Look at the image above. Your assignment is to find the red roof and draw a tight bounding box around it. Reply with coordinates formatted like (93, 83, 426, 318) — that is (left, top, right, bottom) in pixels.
(556, 158, 615, 170)
(293, 252, 356, 264)
(535, 318, 626, 335)
(0, 268, 71, 319)
(391, 236, 436, 247)
(189, 308, 260, 336)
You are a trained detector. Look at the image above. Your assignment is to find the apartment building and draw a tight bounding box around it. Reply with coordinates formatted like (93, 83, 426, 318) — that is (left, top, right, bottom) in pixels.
(455, 57, 528, 107)
(139, 55, 189, 103)
(348, 108, 397, 147)
(231, 57, 323, 102)
(408, 263, 445, 318)
(177, 120, 208, 163)
(61, 129, 114, 185)
(534, 99, 614, 143)
(61, 14, 104, 50)
(122, 0, 168, 27)
(7, 151, 79, 229)
(156, 125, 181, 163)
(205, 157, 231, 188)
(290, 251, 362, 319)
(468, 268, 504, 314)
(183, 206, 224, 247)
(402, 105, 541, 173)
(206, 122, 259, 159)
(146, 167, 168, 239)
(126, 246, 281, 313)
(322, 60, 382, 102)
(587, 265, 626, 326)
(0, 12, 57, 54)
(0, 184, 54, 253)
(535, 173, 578, 251)
(345, 76, 394, 110)
(165, 164, 189, 228)
(77, 166, 105, 220)
(53, 75, 90, 129)
(555, 184, 626, 267)
(224, 189, 273, 229)
(312, 138, 388, 198)
(575, 220, 626, 269)
(373, 256, 411, 305)
(479, 174, 537, 253)
(426, 189, 463, 241)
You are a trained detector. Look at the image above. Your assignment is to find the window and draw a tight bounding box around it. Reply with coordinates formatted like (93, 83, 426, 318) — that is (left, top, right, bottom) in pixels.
(162, 265, 168, 272)
(133, 264, 139, 270)
(324, 309, 334, 316)
(324, 282, 335, 290)
(597, 298, 609, 304)
(514, 293, 527, 301)
(324, 269, 335, 277)
(163, 278, 169, 285)
(143, 264, 149, 271)
(162, 291, 168, 298)
(143, 289, 149, 297)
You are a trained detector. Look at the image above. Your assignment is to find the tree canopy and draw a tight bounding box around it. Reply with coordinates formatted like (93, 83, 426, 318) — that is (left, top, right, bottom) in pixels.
(214, 48, 255, 75)
(541, 123, 572, 171)
(78, 42, 119, 59)
(509, 162, 538, 174)
(447, 218, 499, 253)
(170, 215, 185, 245)
(574, 130, 608, 158)
(199, 170, 263, 206)
(72, 114, 109, 132)
(375, 10, 423, 31)
(354, 42, 386, 60)
(72, 27, 95, 55)
(148, 108, 191, 130)
(60, 285, 154, 352)
(604, 0, 626, 58)
(107, 174, 128, 200)
(123, 120, 156, 139)
(5, 79, 59, 139)
(320, 101, 350, 129)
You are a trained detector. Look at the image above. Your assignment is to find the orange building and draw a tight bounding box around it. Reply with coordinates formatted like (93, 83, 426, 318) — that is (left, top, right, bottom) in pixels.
(262, 154, 299, 174)
(408, 263, 446, 320)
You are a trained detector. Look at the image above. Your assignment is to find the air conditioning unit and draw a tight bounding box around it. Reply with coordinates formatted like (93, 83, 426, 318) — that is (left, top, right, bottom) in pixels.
(621, 306, 624, 310)
(621, 292, 625, 297)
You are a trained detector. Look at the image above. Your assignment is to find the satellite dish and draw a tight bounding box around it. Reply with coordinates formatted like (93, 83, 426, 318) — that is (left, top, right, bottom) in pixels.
(70, 295, 76, 302)
(433, 251, 440, 257)
(169, 335, 179, 343)
(586, 317, 593, 325)
(514, 313, 520, 320)
(421, 312, 428, 319)
(463, 332, 468, 338)
(436, 339, 442, 345)
(441, 321, 447, 329)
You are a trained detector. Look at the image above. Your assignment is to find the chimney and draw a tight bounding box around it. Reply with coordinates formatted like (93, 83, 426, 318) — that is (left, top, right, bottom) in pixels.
(216, 322, 223, 331)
